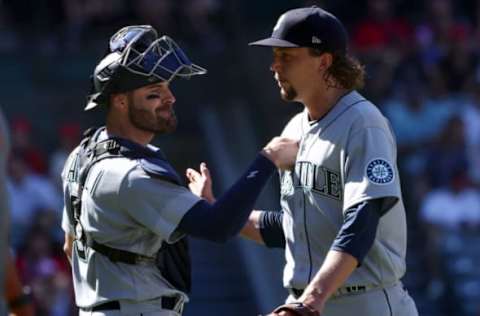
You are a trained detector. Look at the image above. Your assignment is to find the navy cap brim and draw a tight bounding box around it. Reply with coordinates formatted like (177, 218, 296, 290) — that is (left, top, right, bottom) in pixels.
(248, 37, 299, 47)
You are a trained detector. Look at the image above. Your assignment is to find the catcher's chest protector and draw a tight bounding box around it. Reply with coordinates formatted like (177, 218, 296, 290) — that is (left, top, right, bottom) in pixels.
(68, 127, 192, 293)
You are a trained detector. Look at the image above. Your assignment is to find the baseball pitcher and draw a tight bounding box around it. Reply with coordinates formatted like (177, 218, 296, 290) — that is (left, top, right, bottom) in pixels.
(188, 6, 419, 316)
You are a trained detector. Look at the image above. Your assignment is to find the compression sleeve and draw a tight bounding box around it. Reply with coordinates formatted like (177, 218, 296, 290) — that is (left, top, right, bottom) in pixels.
(178, 153, 275, 242)
(259, 211, 285, 248)
(330, 198, 384, 265)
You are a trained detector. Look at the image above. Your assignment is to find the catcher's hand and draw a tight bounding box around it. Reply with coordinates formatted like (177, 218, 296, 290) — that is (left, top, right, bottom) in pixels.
(266, 302, 320, 316)
(186, 162, 215, 203)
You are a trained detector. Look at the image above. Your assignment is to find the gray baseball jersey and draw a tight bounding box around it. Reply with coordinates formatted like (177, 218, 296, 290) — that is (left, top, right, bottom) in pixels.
(279, 91, 407, 290)
(61, 130, 200, 309)
(0, 108, 9, 316)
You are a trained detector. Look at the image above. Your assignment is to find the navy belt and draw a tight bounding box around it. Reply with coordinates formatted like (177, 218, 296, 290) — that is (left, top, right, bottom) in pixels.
(82, 297, 178, 312)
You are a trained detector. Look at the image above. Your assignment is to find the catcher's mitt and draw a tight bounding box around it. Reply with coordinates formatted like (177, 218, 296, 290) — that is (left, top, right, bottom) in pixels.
(266, 302, 320, 316)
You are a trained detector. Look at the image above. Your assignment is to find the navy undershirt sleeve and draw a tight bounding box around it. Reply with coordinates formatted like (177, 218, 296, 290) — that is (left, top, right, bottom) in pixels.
(330, 198, 387, 265)
(258, 211, 285, 248)
(178, 153, 275, 242)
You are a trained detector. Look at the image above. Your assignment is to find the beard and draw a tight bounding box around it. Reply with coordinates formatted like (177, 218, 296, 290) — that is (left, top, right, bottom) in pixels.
(128, 98, 177, 134)
(279, 81, 298, 101)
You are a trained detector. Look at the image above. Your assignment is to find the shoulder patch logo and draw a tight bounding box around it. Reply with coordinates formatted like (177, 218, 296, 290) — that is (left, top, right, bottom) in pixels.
(366, 159, 394, 185)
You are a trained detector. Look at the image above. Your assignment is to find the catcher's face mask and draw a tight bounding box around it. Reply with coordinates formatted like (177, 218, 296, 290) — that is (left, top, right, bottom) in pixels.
(112, 25, 207, 82)
(85, 25, 207, 110)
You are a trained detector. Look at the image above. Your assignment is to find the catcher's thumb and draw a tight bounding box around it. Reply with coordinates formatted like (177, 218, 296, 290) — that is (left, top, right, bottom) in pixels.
(200, 162, 211, 178)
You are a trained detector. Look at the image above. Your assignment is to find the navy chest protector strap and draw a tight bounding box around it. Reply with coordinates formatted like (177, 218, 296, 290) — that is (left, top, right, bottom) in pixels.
(70, 127, 191, 293)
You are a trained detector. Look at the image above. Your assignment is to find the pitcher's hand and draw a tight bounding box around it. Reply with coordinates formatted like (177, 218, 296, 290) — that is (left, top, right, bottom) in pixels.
(262, 137, 299, 170)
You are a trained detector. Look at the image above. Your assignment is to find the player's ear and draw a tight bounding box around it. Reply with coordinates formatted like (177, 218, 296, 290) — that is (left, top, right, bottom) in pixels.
(317, 52, 333, 73)
(110, 93, 128, 111)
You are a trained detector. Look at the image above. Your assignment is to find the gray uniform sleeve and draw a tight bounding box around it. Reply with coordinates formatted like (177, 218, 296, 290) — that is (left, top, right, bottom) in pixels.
(343, 127, 401, 211)
(120, 168, 201, 243)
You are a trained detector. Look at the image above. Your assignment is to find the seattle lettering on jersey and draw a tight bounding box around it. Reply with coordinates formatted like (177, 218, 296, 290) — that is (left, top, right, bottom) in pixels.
(281, 161, 341, 200)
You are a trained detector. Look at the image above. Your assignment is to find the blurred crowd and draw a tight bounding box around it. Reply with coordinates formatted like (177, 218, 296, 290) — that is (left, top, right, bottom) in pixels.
(350, 1, 480, 314)
(2, 0, 480, 315)
(0, 0, 230, 55)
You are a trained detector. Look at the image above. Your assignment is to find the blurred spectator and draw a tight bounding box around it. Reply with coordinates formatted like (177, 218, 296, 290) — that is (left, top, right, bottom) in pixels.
(384, 78, 447, 175)
(49, 122, 81, 190)
(415, 0, 472, 69)
(16, 230, 72, 316)
(363, 58, 397, 104)
(438, 40, 476, 94)
(461, 80, 480, 183)
(7, 155, 61, 249)
(423, 67, 456, 126)
(426, 116, 469, 188)
(81, 0, 131, 35)
(10, 117, 47, 175)
(418, 168, 480, 306)
(131, 0, 176, 36)
(181, 0, 226, 54)
(350, 0, 414, 104)
(5, 251, 34, 316)
(352, 0, 413, 58)
(420, 169, 480, 231)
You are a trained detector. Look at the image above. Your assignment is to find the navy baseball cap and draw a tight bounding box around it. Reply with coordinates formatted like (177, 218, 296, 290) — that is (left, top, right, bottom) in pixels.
(249, 6, 348, 54)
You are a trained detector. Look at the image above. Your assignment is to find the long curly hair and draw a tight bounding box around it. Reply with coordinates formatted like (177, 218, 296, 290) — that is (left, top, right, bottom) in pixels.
(309, 49, 366, 90)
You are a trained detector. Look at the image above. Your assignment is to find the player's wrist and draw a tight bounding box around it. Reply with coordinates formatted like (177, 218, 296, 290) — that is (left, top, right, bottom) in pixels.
(205, 196, 216, 204)
(260, 147, 273, 159)
(260, 147, 279, 167)
(301, 297, 324, 315)
(300, 286, 327, 314)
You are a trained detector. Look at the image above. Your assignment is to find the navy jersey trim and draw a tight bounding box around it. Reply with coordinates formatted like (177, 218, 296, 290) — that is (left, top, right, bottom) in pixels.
(259, 211, 285, 249)
(330, 199, 383, 265)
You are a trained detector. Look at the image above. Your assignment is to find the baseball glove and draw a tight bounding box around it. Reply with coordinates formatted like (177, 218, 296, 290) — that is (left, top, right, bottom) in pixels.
(266, 302, 320, 316)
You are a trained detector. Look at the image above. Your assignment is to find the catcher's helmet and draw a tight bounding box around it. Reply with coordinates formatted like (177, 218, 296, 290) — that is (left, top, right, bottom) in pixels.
(85, 25, 207, 110)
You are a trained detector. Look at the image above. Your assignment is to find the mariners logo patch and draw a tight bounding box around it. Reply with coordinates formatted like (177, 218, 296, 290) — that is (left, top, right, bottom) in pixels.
(366, 159, 394, 184)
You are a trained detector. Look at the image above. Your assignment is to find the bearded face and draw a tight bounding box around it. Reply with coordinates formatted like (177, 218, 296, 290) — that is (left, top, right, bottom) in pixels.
(278, 80, 298, 101)
(126, 83, 177, 134)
